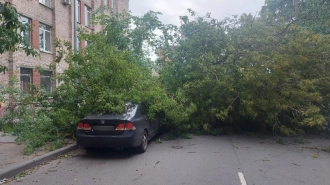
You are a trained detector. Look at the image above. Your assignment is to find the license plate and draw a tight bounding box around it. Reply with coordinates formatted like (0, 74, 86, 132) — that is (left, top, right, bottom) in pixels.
(92, 126, 114, 131)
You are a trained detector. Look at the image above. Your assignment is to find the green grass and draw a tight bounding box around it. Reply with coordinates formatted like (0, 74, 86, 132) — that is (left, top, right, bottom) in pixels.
(275, 137, 284, 145)
(1, 124, 14, 133)
(180, 133, 192, 139)
(312, 153, 320, 159)
(155, 138, 162, 144)
(296, 137, 309, 144)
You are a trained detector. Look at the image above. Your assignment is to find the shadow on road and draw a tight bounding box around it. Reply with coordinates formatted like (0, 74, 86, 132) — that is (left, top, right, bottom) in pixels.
(77, 147, 138, 160)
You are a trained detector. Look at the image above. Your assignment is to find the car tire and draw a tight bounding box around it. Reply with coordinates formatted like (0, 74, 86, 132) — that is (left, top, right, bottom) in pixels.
(136, 130, 148, 153)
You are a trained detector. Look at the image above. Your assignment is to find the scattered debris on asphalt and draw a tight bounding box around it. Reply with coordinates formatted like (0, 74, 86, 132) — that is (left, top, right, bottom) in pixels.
(0, 178, 7, 184)
(133, 174, 143, 181)
(292, 163, 300, 166)
(154, 161, 160, 168)
(172, 146, 183, 149)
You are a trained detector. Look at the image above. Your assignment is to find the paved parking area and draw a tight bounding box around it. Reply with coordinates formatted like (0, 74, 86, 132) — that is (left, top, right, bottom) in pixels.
(0, 132, 48, 172)
(5, 134, 330, 185)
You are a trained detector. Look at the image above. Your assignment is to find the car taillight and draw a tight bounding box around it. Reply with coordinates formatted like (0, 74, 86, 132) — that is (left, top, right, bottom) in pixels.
(115, 122, 136, 130)
(116, 123, 125, 130)
(77, 122, 91, 131)
(77, 122, 84, 130)
(83, 123, 92, 131)
(125, 122, 136, 130)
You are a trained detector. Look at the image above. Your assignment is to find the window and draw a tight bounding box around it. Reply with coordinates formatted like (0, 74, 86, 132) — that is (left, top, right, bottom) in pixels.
(19, 15, 31, 45)
(85, 5, 91, 27)
(39, 23, 51, 52)
(139, 104, 148, 115)
(85, 40, 91, 47)
(77, 35, 80, 50)
(77, 0, 80, 23)
(39, 0, 51, 7)
(40, 71, 52, 93)
(20, 68, 33, 95)
(112, 0, 117, 13)
(104, 0, 108, 7)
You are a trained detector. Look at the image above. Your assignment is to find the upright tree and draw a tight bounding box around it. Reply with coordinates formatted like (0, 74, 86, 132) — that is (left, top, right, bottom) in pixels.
(260, 0, 330, 34)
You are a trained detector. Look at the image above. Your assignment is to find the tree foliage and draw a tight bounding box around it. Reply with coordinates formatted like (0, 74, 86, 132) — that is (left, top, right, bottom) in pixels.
(0, 2, 37, 73)
(2, 1, 330, 154)
(159, 9, 330, 135)
(260, 0, 330, 34)
(50, 11, 195, 137)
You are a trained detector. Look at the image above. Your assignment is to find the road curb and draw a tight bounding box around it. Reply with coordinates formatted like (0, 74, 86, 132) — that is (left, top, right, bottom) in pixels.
(0, 144, 78, 180)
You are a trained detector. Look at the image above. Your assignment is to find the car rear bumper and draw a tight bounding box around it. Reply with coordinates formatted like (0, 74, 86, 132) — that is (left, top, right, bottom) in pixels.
(76, 130, 142, 148)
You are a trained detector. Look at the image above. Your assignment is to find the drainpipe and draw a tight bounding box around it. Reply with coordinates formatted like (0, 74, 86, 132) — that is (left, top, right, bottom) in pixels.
(73, 0, 77, 51)
(51, 0, 56, 91)
(7, 51, 14, 109)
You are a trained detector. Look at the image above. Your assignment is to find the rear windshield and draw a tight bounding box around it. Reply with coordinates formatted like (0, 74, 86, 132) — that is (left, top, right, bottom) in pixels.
(125, 103, 137, 115)
(90, 102, 137, 116)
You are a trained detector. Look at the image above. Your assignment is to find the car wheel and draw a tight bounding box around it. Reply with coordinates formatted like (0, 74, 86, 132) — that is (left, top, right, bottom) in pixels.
(136, 130, 148, 153)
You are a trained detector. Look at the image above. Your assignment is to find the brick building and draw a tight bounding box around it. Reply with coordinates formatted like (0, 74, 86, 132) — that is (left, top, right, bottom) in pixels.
(0, 0, 129, 99)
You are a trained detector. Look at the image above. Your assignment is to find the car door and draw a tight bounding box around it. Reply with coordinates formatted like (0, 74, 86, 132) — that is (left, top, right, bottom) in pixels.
(140, 103, 159, 139)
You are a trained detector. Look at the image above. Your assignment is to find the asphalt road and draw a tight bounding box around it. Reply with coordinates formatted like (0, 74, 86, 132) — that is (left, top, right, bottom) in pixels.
(6, 135, 330, 185)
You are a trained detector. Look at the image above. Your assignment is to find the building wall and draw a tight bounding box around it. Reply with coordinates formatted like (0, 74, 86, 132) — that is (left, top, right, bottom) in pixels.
(0, 0, 129, 106)
(55, 0, 72, 74)
(0, 52, 9, 88)
(0, 0, 55, 93)
(117, 0, 129, 13)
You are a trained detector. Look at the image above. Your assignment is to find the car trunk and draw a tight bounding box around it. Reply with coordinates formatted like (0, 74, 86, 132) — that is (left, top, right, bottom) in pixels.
(81, 117, 129, 135)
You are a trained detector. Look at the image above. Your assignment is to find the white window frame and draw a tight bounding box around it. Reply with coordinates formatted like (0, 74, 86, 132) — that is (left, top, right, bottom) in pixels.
(19, 15, 31, 45)
(39, 0, 51, 7)
(20, 68, 33, 96)
(77, 34, 80, 50)
(39, 23, 51, 52)
(104, 0, 108, 7)
(85, 40, 91, 47)
(40, 70, 53, 93)
(85, 5, 91, 27)
(112, 0, 116, 13)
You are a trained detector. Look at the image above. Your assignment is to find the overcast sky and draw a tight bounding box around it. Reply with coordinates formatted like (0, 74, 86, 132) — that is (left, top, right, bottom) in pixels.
(129, 0, 266, 25)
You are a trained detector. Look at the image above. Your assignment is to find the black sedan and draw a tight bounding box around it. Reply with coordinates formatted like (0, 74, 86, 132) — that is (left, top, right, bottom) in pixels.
(76, 103, 160, 153)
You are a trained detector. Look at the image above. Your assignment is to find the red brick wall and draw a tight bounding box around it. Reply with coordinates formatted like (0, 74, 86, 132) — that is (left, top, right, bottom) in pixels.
(109, 0, 113, 8)
(80, 1, 85, 26)
(107, 0, 110, 8)
(32, 68, 40, 88)
(117, 0, 129, 13)
(80, 40, 85, 49)
(31, 20, 39, 49)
